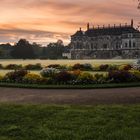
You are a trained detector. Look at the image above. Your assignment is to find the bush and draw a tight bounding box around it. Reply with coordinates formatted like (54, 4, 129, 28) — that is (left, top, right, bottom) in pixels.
(71, 70, 81, 78)
(130, 70, 140, 81)
(72, 63, 93, 71)
(23, 73, 48, 84)
(47, 64, 61, 68)
(77, 72, 94, 84)
(72, 63, 83, 70)
(119, 64, 132, 71)
(40, 68, 59, 78)
(107, 65, 119, 71)
(99, 64, 109, 71)
(47, 64, 68, 70)
(82, 63, 93, 71)
(5, 64, 22, 70)
(0, 75, 3, 81)
(94, 73, 108, 84)
(108, 70, 134, 83)
(55, 71, 74, 84)
(132, 60, 140, 70)
(0, 64, 3, 69)
(24, 63, 42, 70)
(3, 70, 28, 82)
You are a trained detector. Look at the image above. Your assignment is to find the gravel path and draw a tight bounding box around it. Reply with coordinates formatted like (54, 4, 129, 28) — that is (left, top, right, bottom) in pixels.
(0, 87, 140, 105)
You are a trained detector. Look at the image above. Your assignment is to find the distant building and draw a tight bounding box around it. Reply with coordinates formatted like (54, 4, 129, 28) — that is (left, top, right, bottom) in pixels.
(62, 52, 71, 59)
(70, 20, 140, 59)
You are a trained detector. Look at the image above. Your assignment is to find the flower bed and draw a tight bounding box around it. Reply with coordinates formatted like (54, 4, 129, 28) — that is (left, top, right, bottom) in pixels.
(0, 67, 140, 86)
(0, 62, 139, 87)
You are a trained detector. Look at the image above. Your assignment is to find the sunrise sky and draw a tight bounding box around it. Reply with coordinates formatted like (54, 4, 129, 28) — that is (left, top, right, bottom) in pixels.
(0, 0, 139, 45)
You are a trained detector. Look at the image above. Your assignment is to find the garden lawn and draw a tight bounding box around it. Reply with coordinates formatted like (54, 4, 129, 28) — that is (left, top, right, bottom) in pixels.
(0, 59, 135, 66)
(0, 104, 139, 140)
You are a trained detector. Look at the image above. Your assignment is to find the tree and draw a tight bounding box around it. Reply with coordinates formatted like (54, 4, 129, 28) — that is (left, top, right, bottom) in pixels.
(0, 49, 3, 57)
(11, 39, 36, 59)
(45, 40, 65, 59)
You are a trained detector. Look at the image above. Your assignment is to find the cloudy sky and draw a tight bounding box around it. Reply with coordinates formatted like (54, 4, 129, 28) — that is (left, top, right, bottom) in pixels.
(0, 0, 139, 45)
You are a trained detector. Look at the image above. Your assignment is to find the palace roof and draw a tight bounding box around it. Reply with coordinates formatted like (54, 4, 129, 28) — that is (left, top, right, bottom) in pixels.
(85, 26, 139, 37)
(72, 21, 140, 37)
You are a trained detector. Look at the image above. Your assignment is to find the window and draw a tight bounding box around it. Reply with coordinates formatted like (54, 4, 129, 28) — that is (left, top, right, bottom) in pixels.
(129, 40, 131, 48)
(133, 42, 136, 48)
(125, 43, 128, 48)
(91, 43, 94, 49)
(103, 44, 108, 49)
(116, 44, 119, 49)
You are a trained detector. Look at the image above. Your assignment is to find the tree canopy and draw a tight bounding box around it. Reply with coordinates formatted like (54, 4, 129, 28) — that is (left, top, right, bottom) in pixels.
(11, 39, 36, 59)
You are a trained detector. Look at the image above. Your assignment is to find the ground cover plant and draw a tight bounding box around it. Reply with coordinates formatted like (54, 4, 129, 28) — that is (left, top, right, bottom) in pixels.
(0, 104, 139, 140)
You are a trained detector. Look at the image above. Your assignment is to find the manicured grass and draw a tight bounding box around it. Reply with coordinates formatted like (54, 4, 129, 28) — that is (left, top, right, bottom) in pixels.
(0, 59, 135, 66)
(0, 82, 140, 89)
(0, 104, 139, 140)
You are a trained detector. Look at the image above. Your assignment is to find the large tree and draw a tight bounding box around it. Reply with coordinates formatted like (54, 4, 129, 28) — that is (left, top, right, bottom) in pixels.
(41, 40, 65, 59)
(11, 39, 36, 59)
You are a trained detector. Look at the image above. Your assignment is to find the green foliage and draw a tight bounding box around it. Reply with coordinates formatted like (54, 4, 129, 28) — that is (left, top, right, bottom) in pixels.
(55, 71, 75, 84)
(23, 73, 48, 84)
(119, 64, 132, 71)
(108, 70, 134, 83)
(11, 39, 36, 59)
(0, 75, 3, 81)
(77, 72, 94, 84)
(94, 73, 108, 84)
(41, 40, 65, 59)
(130, 70, 140, 81)
(4, 64, 22, 70)
(3, 70, 28, 82)
(0, 43, 12, 58)
(24, 63, 42, 70)
(72, 63, 93, 71)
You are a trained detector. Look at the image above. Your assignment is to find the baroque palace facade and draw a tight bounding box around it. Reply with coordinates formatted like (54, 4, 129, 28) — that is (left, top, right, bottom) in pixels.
(70, 20, 140, 59)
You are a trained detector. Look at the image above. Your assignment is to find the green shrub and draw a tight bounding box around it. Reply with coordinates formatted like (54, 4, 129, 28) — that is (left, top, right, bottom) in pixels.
(77, 72, 94, 84)
(23, 73, 48, 84)
(108, 70, 134, 83)
(107, 65, 119, 71)
(55, 71, 74, 84)
(99, 64, 109, 71)
(0, 64, 3, 69)
(130, 70, 140, 81)
(72, 63, 93, 71)
(3, 70, 28, 82)
(0, 75, 3, 81)
(5, 64, 22, 70)
(47, 64, 61, 68)
(94, 73, 108, 84)
(24, 63, 42, 70)
(119, 64, 132, 71)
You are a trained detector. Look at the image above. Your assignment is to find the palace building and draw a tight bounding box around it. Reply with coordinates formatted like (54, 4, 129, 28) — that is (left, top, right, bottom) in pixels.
(69, 20, 140, 59)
